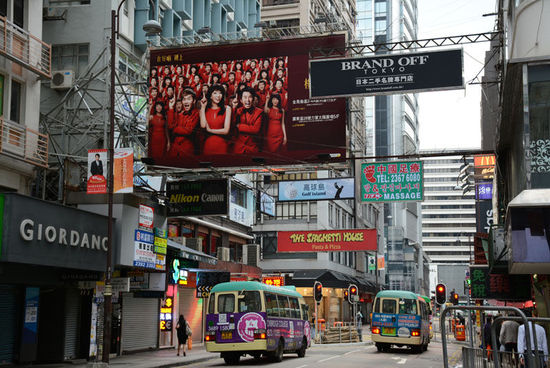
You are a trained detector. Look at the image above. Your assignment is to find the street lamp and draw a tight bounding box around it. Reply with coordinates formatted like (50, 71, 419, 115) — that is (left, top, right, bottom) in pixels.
(103, 1, 162, 363)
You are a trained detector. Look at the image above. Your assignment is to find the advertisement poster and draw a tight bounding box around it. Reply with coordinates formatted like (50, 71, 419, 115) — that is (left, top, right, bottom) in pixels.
(277, 229, 377, 252)
(278, 177, 355, 201)
(139, 204, 154, 230)
(148, 35, 347, 168)
(360, 161, 423, 202)
(260, 192, 275, 216)
(310, 49, 463, 98)
(166, 179, 229, 216)
(134, 229, 156, 269)
(87, 149, 107, 194)
(114, 148, 134, 193)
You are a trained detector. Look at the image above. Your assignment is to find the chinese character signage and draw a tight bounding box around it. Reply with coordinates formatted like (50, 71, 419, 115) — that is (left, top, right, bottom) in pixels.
(469, 267, 531, 301)
(148, 35, 347, 169)
(160, 297, 173, 331)
(167, 179, 229, 216)
(476, 182, 493, 200)
(113, 148, 134, 193)
(134, 229, 156, 269)
(262, 276, 285, 287)
(87, 149, 107, 194)
(360, 161, 423, 202)
(310, 49, 463, 98)
(139, 204, 154, 230)
(278, 177, 355, 202)
(278, 229, 377, 252)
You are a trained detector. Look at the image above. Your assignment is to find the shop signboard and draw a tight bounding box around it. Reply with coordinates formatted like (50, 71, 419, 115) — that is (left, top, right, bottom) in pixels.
(0, 193, 108, 272)
(476, 200, 493, 234)
(278, 177, 355, 202)
(139, 204, 154, 230)
(262, 276, 285, 287)
(476, 182, 493, 200)
(148, 35, 347, 169)
(134, 229, 156, 269)
(167, 179, 229, 216)
(469, 266, 531, 301)
(360, 161, 423, 202)
(277, 229, 377, 252)
(310, 49, 463, 98)
(260, 192, 275, 216)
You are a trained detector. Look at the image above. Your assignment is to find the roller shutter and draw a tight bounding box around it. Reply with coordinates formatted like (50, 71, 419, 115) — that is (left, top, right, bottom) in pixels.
(63, 289, 81, 360)
(0, 285, 17, 364)
(121, 293, 159, 352)
(178, 287, 203, 343)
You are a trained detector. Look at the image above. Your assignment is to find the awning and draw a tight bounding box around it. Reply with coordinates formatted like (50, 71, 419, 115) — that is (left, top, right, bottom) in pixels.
(167, 239, 218, 265)
(288, 269, 379, 293)
(184, 217, 254, 240)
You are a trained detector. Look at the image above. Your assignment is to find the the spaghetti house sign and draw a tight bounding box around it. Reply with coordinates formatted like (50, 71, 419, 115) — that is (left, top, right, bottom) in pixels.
(277, 229, 377, 252)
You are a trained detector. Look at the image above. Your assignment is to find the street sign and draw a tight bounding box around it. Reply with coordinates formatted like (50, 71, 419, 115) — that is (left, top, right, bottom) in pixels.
(360, 161, 423, 202)
(196, 285, 213, 298)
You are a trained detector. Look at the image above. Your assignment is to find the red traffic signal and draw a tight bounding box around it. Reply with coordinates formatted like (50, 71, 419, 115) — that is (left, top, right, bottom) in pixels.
(343, 289, 349, 302)
(314, 281, 323, 302)
(435, 283, 446, 305)
(348, 284, 359, 303)
(451, 292, 459, 305)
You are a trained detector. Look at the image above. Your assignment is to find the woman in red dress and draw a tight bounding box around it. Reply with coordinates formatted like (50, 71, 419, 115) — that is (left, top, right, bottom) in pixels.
(149, 101, 170, 159)
(264, 93, 287, 153)
(200, 85, 232, 154)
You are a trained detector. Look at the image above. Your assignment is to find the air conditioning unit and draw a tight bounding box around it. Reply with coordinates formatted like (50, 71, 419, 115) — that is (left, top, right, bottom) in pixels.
(242, 244, 260, 267)
(184, 237, 202, 251)
(51, 70, 74, 90)
(218, 247, 230, 262)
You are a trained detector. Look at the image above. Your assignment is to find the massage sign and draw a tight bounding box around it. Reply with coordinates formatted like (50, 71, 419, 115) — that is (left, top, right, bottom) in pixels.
(360, 160, 424, 203)
(277, 229, 377, 252)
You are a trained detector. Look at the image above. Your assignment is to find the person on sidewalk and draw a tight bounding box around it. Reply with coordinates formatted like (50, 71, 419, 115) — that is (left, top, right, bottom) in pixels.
(518, 309, 548, 368)
(357, 311, 364, 342)
(500, 312, 519, 366)
(176, 315, 189, 357)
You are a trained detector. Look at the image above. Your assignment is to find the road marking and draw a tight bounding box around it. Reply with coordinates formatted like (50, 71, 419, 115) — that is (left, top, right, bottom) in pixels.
(296, 365, 308, 368)
(318, 355, 339, 363)
(344, 349, 363, 355)
(391, 357, 407, 364)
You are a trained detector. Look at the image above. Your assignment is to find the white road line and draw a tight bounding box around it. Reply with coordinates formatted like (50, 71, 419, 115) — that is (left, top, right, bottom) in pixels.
(391, 357, 407, 364)
(295, 365, 308, 368)
(343, 349, 363, 355)
(318, 355, 340, 363)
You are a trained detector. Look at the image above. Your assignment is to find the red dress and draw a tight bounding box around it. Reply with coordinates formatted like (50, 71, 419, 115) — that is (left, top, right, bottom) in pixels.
(149, 114, 167, 158)
(233, 107, 263, 154)
(203, 107, 229, 154)
(265, 108, 284, 152)
(168, 109, 199, 158)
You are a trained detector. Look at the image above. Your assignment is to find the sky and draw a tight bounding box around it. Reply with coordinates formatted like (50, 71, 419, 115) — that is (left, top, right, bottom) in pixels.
(417, 0, 497, 150)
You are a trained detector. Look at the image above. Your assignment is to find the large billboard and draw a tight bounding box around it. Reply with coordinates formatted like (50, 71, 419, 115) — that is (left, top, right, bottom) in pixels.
(278, 229, 377, 252)
(166, 179, 229, 216)
(148, 35, 347, 168)
(309, 49, 463, 98)
(278, 177, 355, 201)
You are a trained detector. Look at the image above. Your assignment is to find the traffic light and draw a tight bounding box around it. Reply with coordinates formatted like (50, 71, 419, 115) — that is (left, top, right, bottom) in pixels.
(314, 281, 323, 302)
(343, 289, 349, 303)
(451, 292, 459, 305)
(435, 283, 446, 305)
(349, 284, 358, 303)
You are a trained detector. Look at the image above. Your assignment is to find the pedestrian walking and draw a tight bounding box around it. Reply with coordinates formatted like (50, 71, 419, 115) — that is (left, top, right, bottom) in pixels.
(176, 315, 189, 357)
(518, 309, 548, 368)
(500, 312, 519, 366)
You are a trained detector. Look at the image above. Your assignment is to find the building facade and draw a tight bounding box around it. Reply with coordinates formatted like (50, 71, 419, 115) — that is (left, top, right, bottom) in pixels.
(356, 0, 423, 292)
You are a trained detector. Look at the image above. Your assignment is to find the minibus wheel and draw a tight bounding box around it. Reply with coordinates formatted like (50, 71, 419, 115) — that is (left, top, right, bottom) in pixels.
(297, 337, 307, 357)
(273, 339, 284, 362)
(223, 352, 240, 365)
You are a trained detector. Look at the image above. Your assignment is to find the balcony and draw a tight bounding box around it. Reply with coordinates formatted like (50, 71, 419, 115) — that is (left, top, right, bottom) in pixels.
(0, 117, 48, 168)
(0, 16, 51, 79)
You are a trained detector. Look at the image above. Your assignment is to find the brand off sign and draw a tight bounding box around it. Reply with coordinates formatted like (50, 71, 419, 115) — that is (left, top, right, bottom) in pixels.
(278, 229, 376, 252)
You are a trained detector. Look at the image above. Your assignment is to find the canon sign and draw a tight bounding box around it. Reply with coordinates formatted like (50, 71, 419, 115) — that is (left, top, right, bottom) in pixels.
(19, 219, 108, 252)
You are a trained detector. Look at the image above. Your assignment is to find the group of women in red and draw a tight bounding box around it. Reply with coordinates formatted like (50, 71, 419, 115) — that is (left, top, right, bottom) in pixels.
(148, 57, 289, 160)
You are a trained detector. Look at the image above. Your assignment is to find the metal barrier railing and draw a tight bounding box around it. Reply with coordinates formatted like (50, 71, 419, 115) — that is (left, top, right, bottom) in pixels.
(0, 117, 49, 168)
(440, 306, 532, 368)
(462, 346, 519, 368)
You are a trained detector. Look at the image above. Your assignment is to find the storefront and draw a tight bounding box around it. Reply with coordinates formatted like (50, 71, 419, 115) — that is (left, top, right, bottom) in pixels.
(0, 193, 108, 364)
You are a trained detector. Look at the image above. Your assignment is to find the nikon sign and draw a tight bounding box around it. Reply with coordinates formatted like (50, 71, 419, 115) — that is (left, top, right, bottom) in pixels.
(0, 193, 109, 271)
(167, 179, 229, 216)
(309, 49, 463, 98)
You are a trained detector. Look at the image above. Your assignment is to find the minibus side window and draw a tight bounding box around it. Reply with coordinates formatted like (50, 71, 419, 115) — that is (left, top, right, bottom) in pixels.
(218, 293, 235, 313)
(301, 303, 309, 321)
(239, 291, 261, 313)
(374, 298, 380, 313)
(265, 292, 279, 317)
(289, 297, 300, 318)
(278, 295, 290, 318)
(382, 299, 396, 314)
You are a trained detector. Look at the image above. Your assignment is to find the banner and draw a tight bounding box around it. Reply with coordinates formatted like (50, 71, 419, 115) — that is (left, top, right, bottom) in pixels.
(148, 35, 347, 168)
(114, 148, 133, 193)
(310, 49, 463, 98)
(377, 255, 385, 270)
(278, 177, 355, 201)
(277, 229, 377, 252)
(361, 161, 423, 202)
(167, 179, 229, 216)
(87, 149, 107, 194)
(368, 255, 376, 271)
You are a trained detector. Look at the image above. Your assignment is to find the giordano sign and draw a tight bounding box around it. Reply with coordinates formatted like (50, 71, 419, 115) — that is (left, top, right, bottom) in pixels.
(0, 193, 109, 271)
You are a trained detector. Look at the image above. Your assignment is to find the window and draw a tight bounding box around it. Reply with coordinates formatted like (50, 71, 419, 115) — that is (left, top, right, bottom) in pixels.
(208, 293, 215, 314)
(238, 291, 261, 313)
(374, 297, 380, 313)
(52, 43, 89, 76)
(265, 292, 279, 317)
(399, 298, 417, 315)
(381, 299, 396, 314)
(289, 297, 300, 319)
(10, 79, 22, 123)
(301, 303, 309, 321)
(218, 294, 235, 313)
(231, 185, 247, 207)
(0, 0, 7, 17)
(13, 0, 23, 28)
(278, 295, 290, 318)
